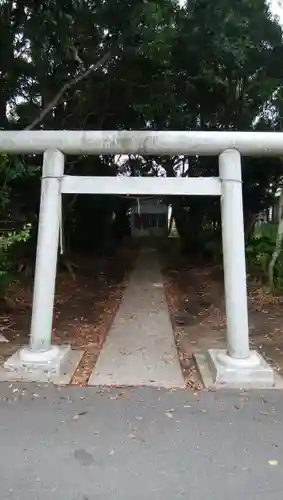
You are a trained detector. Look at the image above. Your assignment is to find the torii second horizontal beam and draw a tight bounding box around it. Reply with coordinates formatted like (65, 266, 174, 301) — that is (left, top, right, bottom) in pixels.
(1, 130, 283, 156)
(60, 175, 221, 196)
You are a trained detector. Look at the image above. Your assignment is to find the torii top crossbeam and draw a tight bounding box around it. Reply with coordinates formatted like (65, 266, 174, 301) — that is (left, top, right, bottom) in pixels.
(0, 130, 283, 155)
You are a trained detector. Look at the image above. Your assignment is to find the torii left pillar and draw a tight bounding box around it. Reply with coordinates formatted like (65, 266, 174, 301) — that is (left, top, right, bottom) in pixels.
(4, 150, 83, 383)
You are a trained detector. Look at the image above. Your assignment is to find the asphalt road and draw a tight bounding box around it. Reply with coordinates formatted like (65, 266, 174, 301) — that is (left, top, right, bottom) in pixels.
(0, 384, 283, 500)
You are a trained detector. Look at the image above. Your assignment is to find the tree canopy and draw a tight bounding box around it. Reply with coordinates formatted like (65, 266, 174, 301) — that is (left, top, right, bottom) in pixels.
(1, 0, 283, 256)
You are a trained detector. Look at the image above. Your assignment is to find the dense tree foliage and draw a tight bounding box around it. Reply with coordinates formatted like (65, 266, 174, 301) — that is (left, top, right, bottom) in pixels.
(1, 0, 283, 272)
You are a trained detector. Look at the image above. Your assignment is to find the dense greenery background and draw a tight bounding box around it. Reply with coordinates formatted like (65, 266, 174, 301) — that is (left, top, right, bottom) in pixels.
(1, 0, 283, 291)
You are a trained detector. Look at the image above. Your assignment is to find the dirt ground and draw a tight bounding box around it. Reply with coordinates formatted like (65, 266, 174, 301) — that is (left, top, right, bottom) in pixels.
(161, 240, 283, 387)
(0, 244, 136, 385)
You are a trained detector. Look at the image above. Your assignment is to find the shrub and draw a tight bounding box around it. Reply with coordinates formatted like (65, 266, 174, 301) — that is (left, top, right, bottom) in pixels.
(246, 224, 283, 290)
(0, 153, 37, 299)
(0, 223, 32, 298)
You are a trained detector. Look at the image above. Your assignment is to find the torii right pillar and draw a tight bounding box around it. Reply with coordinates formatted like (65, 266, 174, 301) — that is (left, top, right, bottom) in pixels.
(195, 149, 276, 388)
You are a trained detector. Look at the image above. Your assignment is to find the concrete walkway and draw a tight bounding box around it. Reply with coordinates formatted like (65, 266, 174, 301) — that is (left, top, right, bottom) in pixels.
(1, 383, 283, 500)
(89, 248, 185, 388)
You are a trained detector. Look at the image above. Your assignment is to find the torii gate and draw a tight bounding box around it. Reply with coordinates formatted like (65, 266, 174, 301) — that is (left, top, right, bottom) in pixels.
(0, 130, 281, 387)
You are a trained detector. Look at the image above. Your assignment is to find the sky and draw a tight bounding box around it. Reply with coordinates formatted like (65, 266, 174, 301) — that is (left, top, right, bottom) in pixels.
(269, 0, 283, 23)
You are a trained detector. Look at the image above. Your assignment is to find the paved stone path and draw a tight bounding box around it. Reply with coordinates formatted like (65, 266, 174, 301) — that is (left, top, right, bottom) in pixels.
(89, 248, 185, 388)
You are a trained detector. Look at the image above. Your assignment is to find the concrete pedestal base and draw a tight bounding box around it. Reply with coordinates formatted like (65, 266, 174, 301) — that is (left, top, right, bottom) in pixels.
(194, 349, 280, 389)
(0, 345, 84, 385)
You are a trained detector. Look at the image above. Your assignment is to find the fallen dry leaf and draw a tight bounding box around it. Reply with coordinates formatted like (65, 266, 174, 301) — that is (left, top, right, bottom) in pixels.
(128, 433, 137, 439)
(73, 411, 87, 420)
(165, 412, 173, 419)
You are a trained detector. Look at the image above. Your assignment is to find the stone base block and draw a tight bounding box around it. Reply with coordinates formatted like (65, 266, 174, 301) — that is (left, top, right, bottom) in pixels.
(194, 349, 281, 389)
(0, 345, 84, 385)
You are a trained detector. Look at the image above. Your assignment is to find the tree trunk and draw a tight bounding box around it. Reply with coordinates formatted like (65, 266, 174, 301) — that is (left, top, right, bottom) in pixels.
(268, 190, 283, 290)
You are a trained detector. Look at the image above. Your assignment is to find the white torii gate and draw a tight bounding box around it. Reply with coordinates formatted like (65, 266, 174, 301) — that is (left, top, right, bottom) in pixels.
(1, 130, 281, 387)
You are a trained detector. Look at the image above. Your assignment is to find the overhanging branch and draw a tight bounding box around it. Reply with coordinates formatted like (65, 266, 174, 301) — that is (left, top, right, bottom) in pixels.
(24, 52, 112, 131)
